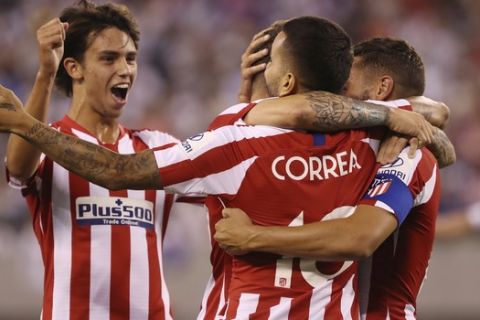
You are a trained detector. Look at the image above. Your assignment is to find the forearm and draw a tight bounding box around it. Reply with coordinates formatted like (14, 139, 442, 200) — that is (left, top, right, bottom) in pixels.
(12, 115, 162, 190)
(6, 71, 55, 179)
(427, 127, 456, 168)
(246, 219, 378, 261)
(247, 91, 392, 130)
(296, 91, 391, 131)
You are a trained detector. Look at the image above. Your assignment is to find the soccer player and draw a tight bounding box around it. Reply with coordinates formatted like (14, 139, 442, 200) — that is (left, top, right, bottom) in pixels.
(214, 37, 450, 319)
(5, 2, 182, 319)
(0, 17, 445, 318)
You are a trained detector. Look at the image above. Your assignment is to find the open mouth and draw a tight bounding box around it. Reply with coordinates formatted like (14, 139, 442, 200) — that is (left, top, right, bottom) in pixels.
(111, 84, 129, 101)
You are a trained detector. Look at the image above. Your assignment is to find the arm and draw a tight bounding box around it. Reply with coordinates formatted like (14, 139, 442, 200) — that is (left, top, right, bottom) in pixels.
(245, 91, 435, 144)
(6, 19, 68, 181)
(214, 205, 397, 261)
(427, 127, 456, 167)
(0, 88, 162, 190)
(377, 127, 456, 168)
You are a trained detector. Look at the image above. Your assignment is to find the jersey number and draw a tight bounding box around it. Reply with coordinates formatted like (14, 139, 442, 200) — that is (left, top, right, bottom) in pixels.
(274, 207, 355, 288)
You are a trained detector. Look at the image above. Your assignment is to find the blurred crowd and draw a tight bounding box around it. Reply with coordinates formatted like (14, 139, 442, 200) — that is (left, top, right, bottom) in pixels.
(0, 0, 479, 317)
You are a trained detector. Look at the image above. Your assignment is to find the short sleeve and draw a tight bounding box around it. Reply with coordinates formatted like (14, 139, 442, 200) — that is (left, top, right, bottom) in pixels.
(358, 147, 423, 225)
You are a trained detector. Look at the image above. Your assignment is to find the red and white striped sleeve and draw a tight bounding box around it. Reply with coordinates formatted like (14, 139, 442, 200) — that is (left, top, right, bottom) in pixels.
(152, 125, 291, 196)
(359, 147, 438, 225)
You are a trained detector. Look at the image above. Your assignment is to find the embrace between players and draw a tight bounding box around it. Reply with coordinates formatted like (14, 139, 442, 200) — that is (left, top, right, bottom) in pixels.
(0, 1, 455, 319)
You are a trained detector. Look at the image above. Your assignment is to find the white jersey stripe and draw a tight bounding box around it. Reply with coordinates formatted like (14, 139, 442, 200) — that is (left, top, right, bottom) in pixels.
(274, 258, 294, 289)
(372, 200, 395, 215)
(405, 149, 423, 185)
(218, 102, 250, 115)
(166, 156, 258, 195)
(216, 275, 227, 320)
(233, 293, 260, 320)
(154, 143, 189, 170)
(268, 297, 292, 320)
(216, 98, 275, 116)
(404, 304, 416, 320)
(309, 285, 332, 320)
(134, 129, 179, 148)
(129, 226, 149, 320)
(361, 137, 380, 155)
(341, 275, 355, 320)
(71, 128, 98, 144)
(51, 162, 72, 320)
(365, 99, 410, 108)
(413, 164, 437, 207)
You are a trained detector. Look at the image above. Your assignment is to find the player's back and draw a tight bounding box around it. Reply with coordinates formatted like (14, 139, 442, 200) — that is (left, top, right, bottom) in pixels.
(218, 128, 381, 319)
(186, 102, 383, 320)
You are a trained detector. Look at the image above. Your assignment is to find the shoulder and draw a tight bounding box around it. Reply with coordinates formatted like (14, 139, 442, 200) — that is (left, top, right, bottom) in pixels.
(209, 102, 256, 130)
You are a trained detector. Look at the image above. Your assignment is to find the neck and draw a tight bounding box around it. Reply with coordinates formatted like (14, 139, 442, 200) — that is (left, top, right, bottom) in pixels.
(67, 94, 120, 144)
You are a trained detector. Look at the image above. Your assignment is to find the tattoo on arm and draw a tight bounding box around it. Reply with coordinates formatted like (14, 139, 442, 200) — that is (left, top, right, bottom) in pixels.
(302, 92, 389, 131)
(428, 127, 456, 168)
(23, 123, 162, 189)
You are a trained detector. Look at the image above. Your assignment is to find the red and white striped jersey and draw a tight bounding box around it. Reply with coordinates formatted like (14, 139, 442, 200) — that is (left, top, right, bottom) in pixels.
(358, 147, 441, 320)
(153, 99, 398, 319)
(7, 116, 178, 320)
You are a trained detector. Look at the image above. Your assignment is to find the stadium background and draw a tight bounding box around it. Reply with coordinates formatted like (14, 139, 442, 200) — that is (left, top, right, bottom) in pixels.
(0, 0, 479, 319)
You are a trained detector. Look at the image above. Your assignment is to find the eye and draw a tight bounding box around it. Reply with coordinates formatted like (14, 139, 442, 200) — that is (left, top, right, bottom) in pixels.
(101, 55, 115, 63)
(126, 54, 137, 65)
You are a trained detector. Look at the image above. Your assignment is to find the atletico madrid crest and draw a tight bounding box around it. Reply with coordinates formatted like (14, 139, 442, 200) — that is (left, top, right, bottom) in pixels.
(367, 178, 392, 197)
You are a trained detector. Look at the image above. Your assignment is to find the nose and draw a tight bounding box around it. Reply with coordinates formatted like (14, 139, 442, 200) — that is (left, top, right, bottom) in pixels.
(117, 58, 134, 77)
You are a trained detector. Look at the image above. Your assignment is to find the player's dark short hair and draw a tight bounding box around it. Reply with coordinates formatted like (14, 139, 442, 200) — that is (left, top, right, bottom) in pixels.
(55, 0, 140, 96)
(353, 37, 425, 96)
(281, 16, 353, 94)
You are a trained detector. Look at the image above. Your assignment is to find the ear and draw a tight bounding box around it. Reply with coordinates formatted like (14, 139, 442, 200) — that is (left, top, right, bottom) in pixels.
(63, 57, 83, 81)
(278, 72, 297, 97)
(375, 75, 394, 100)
